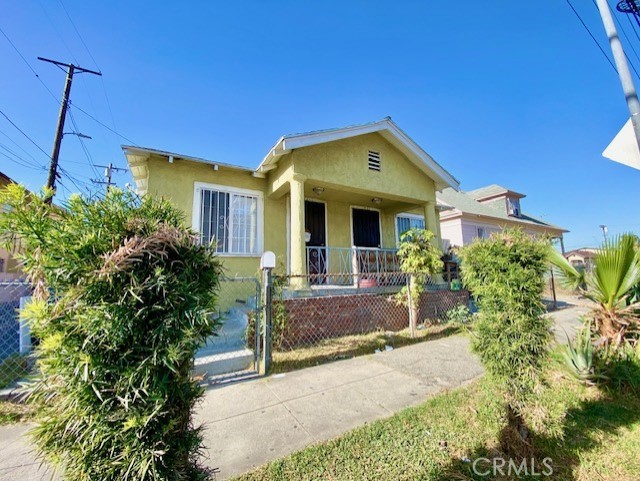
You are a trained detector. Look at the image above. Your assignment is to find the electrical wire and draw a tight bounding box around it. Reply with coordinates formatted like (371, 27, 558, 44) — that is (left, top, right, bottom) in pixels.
(71, 102, 138, 146)
(0, 108, 51, 159)
(57, 0, 118, 130)
(0, 142, 45, 170)
(67, 108, 100, 178)
(0, 25, 60, 104)
(0, 127, 45, 166)
(566, 0, 619, 74)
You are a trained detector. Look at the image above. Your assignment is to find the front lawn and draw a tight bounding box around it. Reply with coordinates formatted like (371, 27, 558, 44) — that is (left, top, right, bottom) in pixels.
(236, 354, 640, 481)
(270, 323, 463, 374)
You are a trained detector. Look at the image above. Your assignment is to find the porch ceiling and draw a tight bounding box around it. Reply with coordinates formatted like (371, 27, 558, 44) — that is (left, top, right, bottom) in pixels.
(303, 183, 424, 213)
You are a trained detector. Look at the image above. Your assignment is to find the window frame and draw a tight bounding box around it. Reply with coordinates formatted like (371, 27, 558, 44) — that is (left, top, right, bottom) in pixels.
(191, 181, 264, 257)
(394, 212, 426, 244)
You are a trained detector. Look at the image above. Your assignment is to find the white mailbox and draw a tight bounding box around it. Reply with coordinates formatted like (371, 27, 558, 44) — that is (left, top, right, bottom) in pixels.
(260, 251, 276, 270)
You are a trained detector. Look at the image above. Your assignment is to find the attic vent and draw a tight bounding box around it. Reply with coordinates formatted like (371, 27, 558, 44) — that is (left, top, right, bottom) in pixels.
(368, 150, 381, 171)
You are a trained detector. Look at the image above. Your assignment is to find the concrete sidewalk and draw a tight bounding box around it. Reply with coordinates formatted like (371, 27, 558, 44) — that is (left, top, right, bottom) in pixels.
(0, 335, 483, 480)
(0, 302, 587, 480)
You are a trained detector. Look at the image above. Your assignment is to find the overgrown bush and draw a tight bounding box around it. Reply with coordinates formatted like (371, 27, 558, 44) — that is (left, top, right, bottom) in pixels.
(0, 185, 223, 480)
(459, 228, 552, 456)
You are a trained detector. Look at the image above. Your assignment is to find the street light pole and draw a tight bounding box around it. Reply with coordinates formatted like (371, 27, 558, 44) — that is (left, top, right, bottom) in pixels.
(595, 0, 640, 152)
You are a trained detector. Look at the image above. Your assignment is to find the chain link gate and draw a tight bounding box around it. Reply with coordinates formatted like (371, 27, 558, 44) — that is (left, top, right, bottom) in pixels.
(0, 280, 33, 390)
(194, 276, 262, 384)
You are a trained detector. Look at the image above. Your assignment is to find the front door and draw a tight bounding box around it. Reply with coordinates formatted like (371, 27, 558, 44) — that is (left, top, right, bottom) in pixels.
(305, 200, 326, 283)
(352, 208, 381, 248)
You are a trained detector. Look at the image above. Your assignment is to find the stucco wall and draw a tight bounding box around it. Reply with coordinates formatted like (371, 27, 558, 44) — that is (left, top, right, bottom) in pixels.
(289, 133, 437, 203)
(145, 156, 287, 277)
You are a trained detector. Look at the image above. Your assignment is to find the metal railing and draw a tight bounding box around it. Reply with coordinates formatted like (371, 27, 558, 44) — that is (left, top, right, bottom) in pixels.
(305, 246, 401, 286)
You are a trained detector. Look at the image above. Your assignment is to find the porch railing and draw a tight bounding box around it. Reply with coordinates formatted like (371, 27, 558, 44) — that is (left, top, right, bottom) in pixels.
(305, 246, 402, 287)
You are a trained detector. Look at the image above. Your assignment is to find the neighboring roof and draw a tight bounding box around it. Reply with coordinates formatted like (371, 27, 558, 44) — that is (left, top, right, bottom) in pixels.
(467, 184, 525, 201)
(0, 171, 15, 184)
(257, 117, 460, 191)
(565, 248, 598, 258)
(438, 187, 567, 233)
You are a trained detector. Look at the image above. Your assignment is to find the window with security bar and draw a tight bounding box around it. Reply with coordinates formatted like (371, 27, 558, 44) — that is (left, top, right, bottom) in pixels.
(396, 214, 425, 242)
(197, 188, 259, 254)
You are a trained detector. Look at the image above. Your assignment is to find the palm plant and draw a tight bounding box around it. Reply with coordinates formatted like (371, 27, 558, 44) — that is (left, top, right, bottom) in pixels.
(549, 234, 640, 347)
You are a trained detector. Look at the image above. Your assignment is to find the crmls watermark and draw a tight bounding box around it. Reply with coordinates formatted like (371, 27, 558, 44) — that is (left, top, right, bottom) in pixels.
(471, 457, 553, 477)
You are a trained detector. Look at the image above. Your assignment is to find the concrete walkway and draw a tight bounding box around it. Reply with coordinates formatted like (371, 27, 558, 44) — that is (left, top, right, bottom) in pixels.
(0, 301, 587, 480)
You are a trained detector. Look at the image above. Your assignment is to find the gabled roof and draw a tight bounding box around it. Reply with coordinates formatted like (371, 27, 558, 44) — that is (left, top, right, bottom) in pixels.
(438, 187, 567, 233)
(467, 184, 525, 201)
(257, 117, 460, 191)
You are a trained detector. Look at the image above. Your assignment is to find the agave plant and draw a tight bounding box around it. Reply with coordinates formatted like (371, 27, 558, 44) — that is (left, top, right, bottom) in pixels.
(562, 320, 605, 385)
(549, 234, 640, 347)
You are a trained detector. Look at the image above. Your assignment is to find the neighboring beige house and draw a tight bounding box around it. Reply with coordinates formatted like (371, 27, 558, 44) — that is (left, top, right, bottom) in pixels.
(0, 172, 24, 280)
(437, 184, 567, 249)
(565, 248, 597, 272)
(124, 118, 460, 291)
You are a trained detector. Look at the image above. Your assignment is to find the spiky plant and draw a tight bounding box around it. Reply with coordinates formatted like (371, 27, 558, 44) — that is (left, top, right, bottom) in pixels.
(0, 185, 223, 481)
(562, 320, 606, 385)
(549, 234, 640, 347)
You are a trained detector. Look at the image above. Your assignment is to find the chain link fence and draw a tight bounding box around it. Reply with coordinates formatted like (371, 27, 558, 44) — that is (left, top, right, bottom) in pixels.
(0, 280, 33, 390)
(268, 272, 470, 372)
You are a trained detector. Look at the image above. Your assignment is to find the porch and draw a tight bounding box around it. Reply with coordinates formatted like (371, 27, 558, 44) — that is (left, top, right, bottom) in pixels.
(284, 173, 442, 290)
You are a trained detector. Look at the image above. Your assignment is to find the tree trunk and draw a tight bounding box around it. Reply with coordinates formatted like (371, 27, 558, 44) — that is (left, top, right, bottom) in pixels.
(499, 404, 534, 458)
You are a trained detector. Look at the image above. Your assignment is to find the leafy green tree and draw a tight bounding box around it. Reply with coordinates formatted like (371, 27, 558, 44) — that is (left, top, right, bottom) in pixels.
(396, 228, 443, 336)
(459, 229, 551, 456)
(549, 234, 640, 347)
(0, 185, 223, 480)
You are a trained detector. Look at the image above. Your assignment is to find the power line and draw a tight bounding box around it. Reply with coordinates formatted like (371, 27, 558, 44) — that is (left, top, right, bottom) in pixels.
(56, 0, 118, 131)
(71, 102, 138, 146)
(67, 108, 100, 178)
(57, 0, 101, 72)
(566, 0, 619, 74)
(0, 127, 45, 166)
(0, 25, 60, 103)
(0, 108, 51, 159)
(0, 141, 44, 170)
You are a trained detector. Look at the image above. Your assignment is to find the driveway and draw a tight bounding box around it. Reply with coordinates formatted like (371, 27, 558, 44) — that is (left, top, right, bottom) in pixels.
(0, 302, 587, 480)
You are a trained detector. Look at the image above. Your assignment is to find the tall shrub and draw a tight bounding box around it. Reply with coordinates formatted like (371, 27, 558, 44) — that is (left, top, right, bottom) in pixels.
(396, 228, 443, 335)
(459, 229, 551, 455)
(0, 185, 223, 480)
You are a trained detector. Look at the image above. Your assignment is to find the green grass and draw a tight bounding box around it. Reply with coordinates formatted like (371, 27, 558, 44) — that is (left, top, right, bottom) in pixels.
(270, 323, 463, 374)
(236, 354, 640, 481)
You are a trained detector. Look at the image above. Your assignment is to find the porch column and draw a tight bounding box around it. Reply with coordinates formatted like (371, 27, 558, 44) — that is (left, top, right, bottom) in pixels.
(289, 173, 308, 289)
(423, 201, 442, 252)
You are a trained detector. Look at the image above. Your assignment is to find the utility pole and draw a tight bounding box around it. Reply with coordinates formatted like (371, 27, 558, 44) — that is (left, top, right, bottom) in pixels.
(599, 224, 609, 242)
(595, 0, 640, 152)
(38, 57, 101, 203)
(93, 163, 127, 192)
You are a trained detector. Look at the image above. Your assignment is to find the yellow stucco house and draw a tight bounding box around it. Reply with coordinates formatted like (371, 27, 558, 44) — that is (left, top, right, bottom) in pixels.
(123, 118, 459, 289)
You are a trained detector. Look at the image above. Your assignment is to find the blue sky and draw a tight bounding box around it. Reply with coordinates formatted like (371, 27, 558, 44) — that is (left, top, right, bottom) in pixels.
(1, 1, 639, 250)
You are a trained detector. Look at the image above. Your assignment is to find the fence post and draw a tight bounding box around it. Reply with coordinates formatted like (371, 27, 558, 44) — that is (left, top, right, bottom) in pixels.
(260, 252, 276, 375)
(19, 295, 32, 354)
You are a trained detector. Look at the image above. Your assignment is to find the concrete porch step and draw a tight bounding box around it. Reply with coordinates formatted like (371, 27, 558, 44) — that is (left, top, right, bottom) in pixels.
(193, 348, 254, 378)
